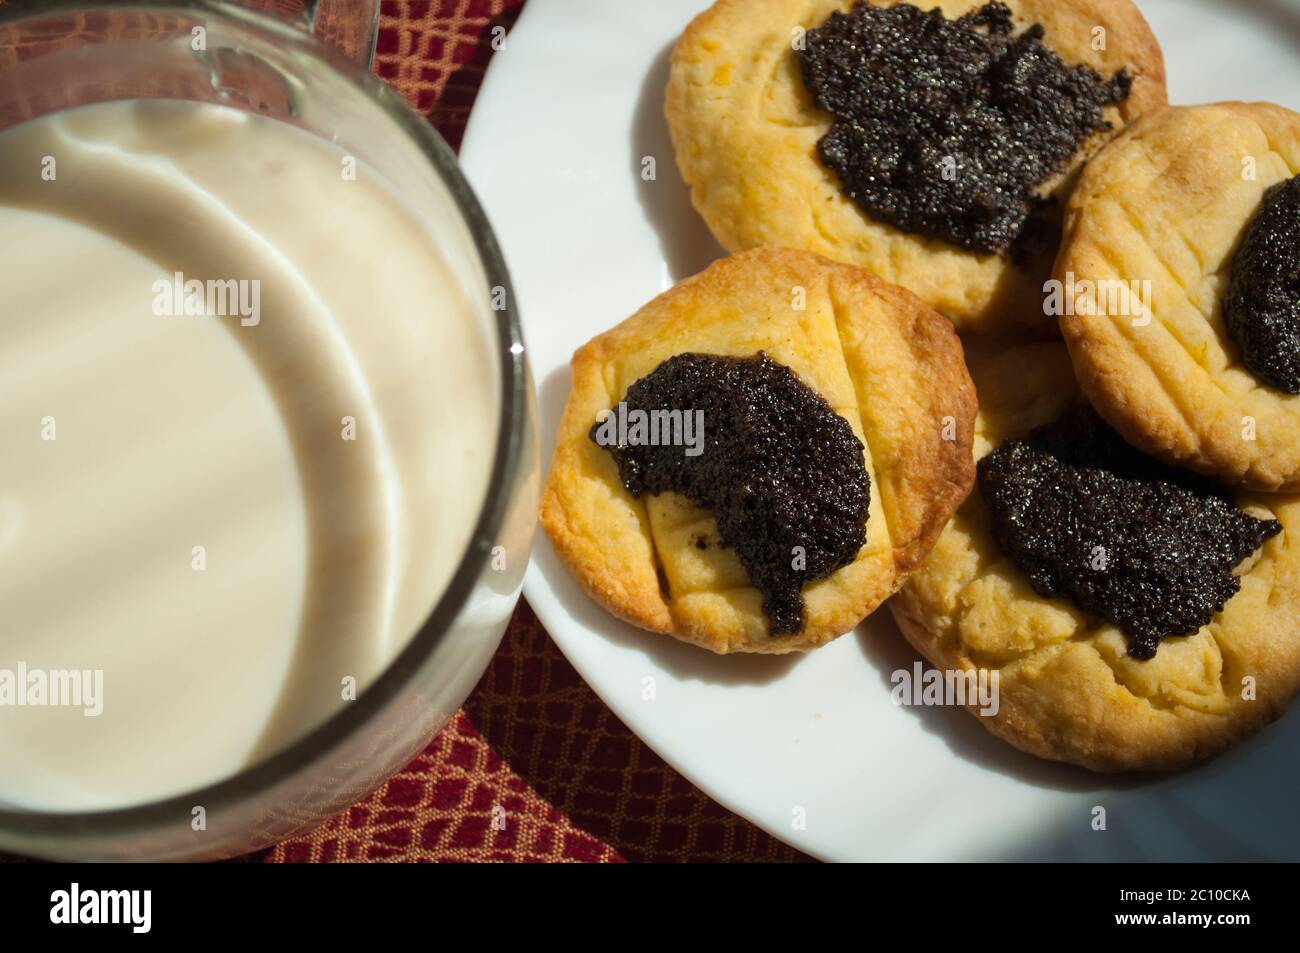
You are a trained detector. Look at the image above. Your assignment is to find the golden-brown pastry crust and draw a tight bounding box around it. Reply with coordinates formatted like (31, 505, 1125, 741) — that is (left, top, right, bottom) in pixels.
(1058, 102, 1300, 491)
(666, 0, 1167, 335)
(890, 341, 1300, 772)
(541, 247, 976, 653)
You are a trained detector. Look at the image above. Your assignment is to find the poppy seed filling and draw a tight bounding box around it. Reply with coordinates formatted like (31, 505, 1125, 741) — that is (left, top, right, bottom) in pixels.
(1224, 174, 1300, 395)
(591, 353, 870, 635)
(799, 1, 1132, 256)
(978, 405, 1281, 660)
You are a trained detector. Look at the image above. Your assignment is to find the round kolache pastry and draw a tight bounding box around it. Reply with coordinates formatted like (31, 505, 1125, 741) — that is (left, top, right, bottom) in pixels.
(890, 342, 1300, 772)
(666, 0, 1167, 335)
(540, 247, 977, 654)
(1057, 102, 1300, 492)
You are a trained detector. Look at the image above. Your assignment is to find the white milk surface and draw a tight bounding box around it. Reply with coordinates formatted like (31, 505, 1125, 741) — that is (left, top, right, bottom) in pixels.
(0, 100, 496, 811)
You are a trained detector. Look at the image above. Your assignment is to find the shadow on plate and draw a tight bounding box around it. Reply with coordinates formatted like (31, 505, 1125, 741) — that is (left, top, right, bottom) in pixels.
(854, 609, 1173, 795)
(631, 41, 727, 282)
(1253, 0, 1300, 43)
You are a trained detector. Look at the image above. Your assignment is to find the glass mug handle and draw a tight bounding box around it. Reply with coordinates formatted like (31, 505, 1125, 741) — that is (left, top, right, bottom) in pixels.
(240, 0, 381, 69)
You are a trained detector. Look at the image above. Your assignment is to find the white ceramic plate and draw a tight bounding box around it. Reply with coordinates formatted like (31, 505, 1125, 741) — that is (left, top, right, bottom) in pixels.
(462, 0, 1300, 860)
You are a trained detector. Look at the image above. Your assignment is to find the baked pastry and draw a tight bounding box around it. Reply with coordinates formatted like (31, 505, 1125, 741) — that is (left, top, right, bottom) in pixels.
(890, 342, 1300, 772)
(666, 0, 1166, 335)
(1057, 102, 1300, 492)
(540, 247, 976, 654)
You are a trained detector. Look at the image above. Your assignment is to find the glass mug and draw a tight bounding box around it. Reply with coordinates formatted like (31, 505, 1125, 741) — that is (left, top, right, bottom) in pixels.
(0, 0, 537, 860)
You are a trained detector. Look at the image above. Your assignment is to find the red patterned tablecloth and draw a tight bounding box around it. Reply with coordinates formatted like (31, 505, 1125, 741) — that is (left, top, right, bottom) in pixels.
(258, 0, 808, 863)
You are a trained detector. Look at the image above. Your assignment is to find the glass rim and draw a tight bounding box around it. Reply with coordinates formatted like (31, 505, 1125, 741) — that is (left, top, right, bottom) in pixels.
(0, 0, 529, 844)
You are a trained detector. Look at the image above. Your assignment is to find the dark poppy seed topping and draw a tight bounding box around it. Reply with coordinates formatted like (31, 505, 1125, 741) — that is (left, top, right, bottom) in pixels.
(978, 404, 1281, 660)
(591, 353, 870, 635)
(800, 1, 1131, 256)
(1224, 174, 1300, 395)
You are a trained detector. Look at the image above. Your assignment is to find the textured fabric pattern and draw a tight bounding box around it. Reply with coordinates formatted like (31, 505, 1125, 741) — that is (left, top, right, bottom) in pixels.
(374, 0, 525, 149)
